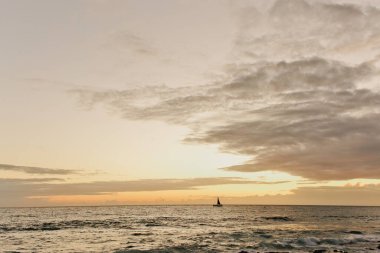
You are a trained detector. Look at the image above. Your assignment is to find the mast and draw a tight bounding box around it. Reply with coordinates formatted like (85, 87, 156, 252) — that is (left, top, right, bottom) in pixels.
(217, 197, 220, 205)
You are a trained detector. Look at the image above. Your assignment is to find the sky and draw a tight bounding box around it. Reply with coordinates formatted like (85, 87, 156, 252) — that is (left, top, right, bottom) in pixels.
(1, 0, 380, 207)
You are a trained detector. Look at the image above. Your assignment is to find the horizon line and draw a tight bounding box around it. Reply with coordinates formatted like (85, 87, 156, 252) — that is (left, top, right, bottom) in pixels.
(1, 204, 380, 209)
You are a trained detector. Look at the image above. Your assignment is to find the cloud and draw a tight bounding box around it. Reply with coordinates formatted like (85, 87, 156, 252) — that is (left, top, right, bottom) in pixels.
(0, 178, 64, 183)
(73, 57, 380, 180)
(105, 31, 156, 56)
(0, 178, 65, 207)
(233, 0, 380, 62)
(4, 179, 378, 206)
(0, 163, 78, 175)
(223, 183, 380, 206)
(72, 1, 380, 181)
(13, 177, 289, 196)
(0, 177, 288, 206)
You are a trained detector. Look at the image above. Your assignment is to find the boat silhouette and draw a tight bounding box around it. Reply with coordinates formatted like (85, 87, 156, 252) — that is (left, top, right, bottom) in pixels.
(213, 197, 223, 207)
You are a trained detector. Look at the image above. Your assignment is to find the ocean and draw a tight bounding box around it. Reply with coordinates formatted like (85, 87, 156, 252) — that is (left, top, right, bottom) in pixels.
(0, 205, 379, 252)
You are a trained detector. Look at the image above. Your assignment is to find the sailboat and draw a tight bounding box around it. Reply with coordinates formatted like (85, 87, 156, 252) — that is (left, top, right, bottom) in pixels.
(213, 197, 223, 207)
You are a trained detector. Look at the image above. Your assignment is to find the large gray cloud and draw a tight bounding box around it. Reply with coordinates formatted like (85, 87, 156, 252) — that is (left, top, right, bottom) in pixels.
(74, 57, 380, 180)
(73, 1, 380, 181)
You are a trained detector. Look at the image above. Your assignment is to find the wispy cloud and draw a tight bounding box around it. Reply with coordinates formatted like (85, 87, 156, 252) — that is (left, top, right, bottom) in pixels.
(0, 164, 78, 175)
(0, 178, 64, 183)
(105, 31, 156, 56)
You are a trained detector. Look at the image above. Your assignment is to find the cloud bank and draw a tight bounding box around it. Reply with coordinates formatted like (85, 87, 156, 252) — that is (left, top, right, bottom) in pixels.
(1, 177, 288, 196)
(0, 177, 288, 206)
(73, 0, 380, 181)
(223, 183, 380, 206)
(2, 177, 379, 206)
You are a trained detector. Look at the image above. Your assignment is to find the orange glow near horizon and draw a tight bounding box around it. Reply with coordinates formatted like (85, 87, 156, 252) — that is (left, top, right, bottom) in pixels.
(30, 191, 218, 206)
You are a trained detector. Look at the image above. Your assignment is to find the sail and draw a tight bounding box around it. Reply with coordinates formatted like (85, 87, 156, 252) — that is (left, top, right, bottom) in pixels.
(213, 197, 222, 207)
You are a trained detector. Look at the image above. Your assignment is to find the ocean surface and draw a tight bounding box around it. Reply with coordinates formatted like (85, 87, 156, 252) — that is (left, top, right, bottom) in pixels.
(0, 205, 379, 252)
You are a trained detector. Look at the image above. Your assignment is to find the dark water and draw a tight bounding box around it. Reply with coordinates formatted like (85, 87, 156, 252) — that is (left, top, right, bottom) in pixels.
(0, 205, 379, 252)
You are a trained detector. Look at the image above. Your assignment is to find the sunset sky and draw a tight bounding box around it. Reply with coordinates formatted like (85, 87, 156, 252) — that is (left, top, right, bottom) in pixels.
(1, 0, 380, 207)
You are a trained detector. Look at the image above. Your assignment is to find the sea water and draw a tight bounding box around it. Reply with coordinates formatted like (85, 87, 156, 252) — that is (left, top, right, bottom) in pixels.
(0, 205, 379, 252)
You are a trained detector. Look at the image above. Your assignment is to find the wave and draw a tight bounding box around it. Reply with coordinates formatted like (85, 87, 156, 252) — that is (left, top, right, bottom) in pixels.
(115, 244, 214, 253)
(261, 216, 293, 221)
(0, 219, 133, 232)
